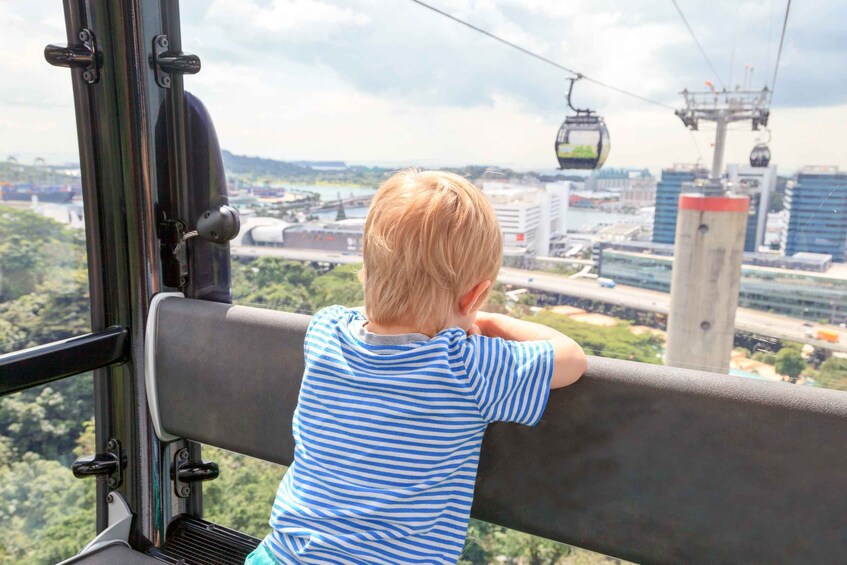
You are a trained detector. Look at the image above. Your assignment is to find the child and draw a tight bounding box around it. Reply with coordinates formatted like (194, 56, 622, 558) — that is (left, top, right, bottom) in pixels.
(247, 170, 587, 565)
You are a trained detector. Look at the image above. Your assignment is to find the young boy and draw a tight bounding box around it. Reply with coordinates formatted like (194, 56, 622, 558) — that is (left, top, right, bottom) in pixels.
(247, 170, 587, 565)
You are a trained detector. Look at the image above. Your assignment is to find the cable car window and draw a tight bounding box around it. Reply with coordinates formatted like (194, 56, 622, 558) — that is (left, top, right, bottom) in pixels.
(183, 0, 846, 394)
(0, 2, 95, 561)
(559, 129, 601, 156)
(182, 0, 844, 557)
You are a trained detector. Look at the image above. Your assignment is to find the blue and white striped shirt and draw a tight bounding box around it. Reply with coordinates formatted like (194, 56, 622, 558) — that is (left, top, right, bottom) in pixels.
(263, 305, 554, 564)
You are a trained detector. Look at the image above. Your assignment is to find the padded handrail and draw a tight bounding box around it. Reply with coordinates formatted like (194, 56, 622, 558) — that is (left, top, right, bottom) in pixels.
(147, 296, 847, 564)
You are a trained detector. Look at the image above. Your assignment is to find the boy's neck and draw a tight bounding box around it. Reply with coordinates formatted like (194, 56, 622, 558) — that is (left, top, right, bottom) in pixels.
(364, 311, 472, 339)
(365, 320, 433, 338)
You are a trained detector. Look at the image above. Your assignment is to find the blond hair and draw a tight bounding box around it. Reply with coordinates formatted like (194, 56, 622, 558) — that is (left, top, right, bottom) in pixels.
(361, 170, 502, 334)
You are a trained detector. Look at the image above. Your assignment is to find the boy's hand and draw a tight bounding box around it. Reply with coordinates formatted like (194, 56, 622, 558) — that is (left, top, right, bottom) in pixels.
(471, 311, 498, 336)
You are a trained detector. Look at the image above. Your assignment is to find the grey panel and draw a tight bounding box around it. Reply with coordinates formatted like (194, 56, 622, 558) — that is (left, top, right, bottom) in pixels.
(59, 542, 162, 564)
(152, 298, 847, 565)
(473, 358, 847, 565)
(155, 298, 309, 464)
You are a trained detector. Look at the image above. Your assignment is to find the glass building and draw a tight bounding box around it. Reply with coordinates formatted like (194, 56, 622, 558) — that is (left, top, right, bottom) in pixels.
(652, 165, 709, 245)
(599, 243, 847, 324)
(782, 167, 847, 262)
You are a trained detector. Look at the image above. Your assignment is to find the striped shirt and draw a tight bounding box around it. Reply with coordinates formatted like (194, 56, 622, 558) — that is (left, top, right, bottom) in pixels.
(263, 305, 554, 565)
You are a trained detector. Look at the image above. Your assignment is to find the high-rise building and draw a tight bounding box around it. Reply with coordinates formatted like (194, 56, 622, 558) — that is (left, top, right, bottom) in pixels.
(652, 164, 774, 252)
(782, 167, 847, 262)
(726, 164, 777, 252)
(652, 164, 709, 244)
(480, 179, 570, 256)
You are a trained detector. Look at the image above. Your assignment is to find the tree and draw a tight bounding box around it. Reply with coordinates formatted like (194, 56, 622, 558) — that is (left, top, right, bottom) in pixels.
(525, 310, 663, 365)
(311, 263, 364, 310)
(814, 357, 847, 392)
(0, 445, 95, 564)
(751, 351, 777, 365)
(775, 348, 806, 383)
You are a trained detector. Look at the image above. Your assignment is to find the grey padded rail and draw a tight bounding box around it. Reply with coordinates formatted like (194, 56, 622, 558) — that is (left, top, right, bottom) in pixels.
(150, 297, 847, 565)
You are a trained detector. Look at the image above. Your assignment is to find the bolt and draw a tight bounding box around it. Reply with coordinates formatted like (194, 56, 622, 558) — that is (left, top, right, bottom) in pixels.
(79, 30, 90, 42)
(107, 439, 117, 450)
(162, 76, 171, 87)
(180, 486, 191, 497)
(178, 449, 189, 461)
(106, 493, 114, 504)
(108, 477, 117, 488)
(158, 36, 169, 49)
(83, 71, 94, 82)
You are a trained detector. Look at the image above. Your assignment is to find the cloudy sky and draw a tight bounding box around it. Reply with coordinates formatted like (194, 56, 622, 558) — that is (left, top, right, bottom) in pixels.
(1, 0, 845, 174)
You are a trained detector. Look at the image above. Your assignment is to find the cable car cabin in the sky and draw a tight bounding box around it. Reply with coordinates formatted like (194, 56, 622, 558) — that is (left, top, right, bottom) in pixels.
(750, 142, 772, 167)
(555, 78, 610, 170)
(555, 113, 610, 170)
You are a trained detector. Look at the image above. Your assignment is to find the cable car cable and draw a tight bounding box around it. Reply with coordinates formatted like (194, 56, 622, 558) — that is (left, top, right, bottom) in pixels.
(770, 0, 791, 102)
(764, 0, 775, 89)
(668, 0, 726, 90)
(687, 129, 705, 165)
(407, 0, 674, 110)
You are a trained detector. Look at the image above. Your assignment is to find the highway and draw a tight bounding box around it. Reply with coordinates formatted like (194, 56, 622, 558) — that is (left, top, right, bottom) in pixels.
(232, 245, 847, 353)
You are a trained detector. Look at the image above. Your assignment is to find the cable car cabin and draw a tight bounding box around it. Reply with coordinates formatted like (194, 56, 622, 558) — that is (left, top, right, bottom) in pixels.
(750, 143, 772, 168)
(555, 114, 610, 170)
(1, 2, 846, 565)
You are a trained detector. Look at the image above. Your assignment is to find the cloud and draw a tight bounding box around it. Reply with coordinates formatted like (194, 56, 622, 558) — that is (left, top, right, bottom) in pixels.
(182, 0, 847, 112)
(1, 0, 844, 172)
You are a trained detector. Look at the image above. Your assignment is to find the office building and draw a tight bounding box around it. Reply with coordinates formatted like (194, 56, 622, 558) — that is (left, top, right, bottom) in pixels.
(782, 167, 847, 261)
(727, 164, 777, 252)
(480, 180, 570, 256)
(598, 241, 846, 324)
(652, 164, 774, 252)
(652, 164, 709, 245)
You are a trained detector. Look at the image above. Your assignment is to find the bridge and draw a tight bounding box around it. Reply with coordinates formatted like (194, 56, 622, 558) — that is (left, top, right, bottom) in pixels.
(231, 245, 847, 353)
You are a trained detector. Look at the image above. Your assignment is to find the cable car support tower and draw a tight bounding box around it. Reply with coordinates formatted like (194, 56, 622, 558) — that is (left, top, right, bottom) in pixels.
(666, 87, 771, 374)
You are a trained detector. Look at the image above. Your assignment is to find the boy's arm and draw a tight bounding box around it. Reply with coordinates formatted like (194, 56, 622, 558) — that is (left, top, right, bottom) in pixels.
(473, 311, 587, 389)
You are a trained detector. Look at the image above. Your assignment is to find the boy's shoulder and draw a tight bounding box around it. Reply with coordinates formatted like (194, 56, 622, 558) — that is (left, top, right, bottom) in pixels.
(309, 304, 359, 327)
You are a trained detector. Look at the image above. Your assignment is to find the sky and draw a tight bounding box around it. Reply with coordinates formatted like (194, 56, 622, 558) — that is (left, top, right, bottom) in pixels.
(1, 0, 845, 174)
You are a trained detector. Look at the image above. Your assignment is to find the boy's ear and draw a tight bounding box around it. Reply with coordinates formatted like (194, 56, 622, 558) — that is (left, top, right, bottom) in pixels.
(460, 280, 492, 315)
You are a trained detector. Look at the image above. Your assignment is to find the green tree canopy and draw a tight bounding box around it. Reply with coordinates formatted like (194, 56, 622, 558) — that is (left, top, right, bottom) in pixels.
(775, 348, 807, 382)
(525, 310, 663, 365)
(815, 357, 847, 391)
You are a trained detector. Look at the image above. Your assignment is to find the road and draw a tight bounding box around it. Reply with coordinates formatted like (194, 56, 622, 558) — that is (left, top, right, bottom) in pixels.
(232, 245, 847, 353)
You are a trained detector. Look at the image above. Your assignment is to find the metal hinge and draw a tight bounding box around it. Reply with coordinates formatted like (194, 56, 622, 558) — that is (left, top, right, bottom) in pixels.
(158, 214, 192, 289)
(152, 35, 201, 88)
(171, 447, 219, 498)
(44, 28, 100, 84)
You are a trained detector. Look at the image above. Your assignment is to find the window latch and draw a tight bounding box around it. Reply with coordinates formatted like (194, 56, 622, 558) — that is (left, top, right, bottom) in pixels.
(171, 448, 219, 498)
(152, 35, 201, 88)
(71, 438, 125, 489)
(44, 28, 99, 84)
